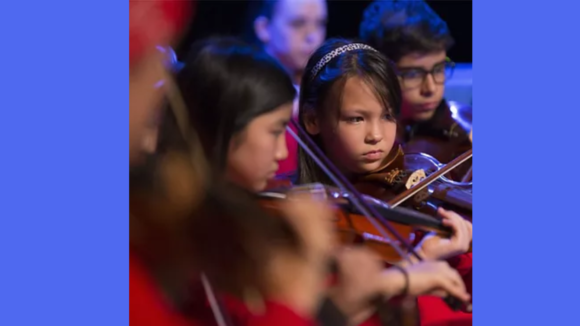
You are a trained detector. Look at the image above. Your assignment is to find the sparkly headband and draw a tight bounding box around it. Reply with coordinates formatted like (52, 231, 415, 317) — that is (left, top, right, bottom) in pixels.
(309, 43, 378, 81)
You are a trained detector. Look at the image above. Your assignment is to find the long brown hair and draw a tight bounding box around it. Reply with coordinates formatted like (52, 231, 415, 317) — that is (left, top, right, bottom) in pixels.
(297, 38, 402, 185)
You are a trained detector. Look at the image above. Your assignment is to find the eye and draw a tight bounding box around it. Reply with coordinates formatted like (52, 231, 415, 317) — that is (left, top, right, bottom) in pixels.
(382, 113, 395, 121)
(401, 70, 423, 79)
(290, 19, 306, 28)
(271, 129, 285, 136)
(432, 64, 446, 75)
(345, 116, 364, 124)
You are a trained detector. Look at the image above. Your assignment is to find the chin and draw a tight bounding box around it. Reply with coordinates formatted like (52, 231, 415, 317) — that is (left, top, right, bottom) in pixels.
(412, 110, 437, 121)
(356, 161, 383, 174)
(253, 180, 269, 193)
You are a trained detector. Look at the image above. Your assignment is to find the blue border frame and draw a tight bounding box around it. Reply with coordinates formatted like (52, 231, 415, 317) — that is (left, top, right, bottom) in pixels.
(1, 1, 578, 325)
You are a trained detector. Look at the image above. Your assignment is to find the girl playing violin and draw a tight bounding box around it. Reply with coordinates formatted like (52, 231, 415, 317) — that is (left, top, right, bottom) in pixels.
(166, 36, 470, 326)
(294, 38, 473, 326)
(129, 3, 342, 326)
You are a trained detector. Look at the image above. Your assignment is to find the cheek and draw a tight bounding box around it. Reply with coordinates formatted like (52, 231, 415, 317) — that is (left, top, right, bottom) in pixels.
(283, 30, 302, 52)
(230, 139, 276, 180)
(401, 88, 421, 104)
(323, 127, 362, 161)
(271, 26, 293, 50)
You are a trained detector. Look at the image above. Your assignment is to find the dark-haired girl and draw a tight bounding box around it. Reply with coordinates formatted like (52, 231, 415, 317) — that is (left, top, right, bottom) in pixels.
(295, 38, 473, 326)
(129, 4, 337, 324)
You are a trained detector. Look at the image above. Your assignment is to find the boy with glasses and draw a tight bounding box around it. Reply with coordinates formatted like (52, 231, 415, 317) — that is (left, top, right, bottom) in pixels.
(359, 0, 472, 174)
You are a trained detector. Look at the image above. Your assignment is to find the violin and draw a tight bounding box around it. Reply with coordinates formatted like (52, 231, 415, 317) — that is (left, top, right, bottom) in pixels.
(398, 101, 472, 183)
(355, 146, 473, 221)
(260, 182, 459, 264)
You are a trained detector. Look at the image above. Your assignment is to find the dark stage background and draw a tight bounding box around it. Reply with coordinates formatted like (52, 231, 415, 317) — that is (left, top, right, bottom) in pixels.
(176, 0, 472, 63)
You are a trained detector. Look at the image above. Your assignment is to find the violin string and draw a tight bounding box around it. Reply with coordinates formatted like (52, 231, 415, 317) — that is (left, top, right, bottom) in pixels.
(287, 122, 419, 261)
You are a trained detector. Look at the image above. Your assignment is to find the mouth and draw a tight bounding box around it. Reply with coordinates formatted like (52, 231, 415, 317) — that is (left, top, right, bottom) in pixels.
(417, 102, 439, 111)
(362, 150, 384, 161)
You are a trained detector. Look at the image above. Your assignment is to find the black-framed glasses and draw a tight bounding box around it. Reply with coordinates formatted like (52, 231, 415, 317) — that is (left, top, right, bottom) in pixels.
(396, 57, 455, 89)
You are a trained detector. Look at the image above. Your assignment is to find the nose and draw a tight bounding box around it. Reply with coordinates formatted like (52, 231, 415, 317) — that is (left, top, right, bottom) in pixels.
(421, 73, 437, 95)
(305, 31, 317, 45)
(305, 25, 323, 45)
(364, 121, 383, 144)
(275, 132, 289, 161)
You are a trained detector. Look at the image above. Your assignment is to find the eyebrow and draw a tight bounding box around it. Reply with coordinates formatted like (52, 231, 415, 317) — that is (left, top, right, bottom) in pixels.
(342, 108, 373, 116)
(276, 118, 290, 127)
(343, 107, 393, 116)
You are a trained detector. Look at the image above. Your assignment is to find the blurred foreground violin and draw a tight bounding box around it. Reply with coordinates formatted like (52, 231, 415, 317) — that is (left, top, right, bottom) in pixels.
(260, 183, 466, 264)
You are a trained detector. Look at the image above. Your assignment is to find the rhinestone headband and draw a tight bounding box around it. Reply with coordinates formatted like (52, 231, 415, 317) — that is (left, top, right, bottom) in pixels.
(309, 43, 378, 81)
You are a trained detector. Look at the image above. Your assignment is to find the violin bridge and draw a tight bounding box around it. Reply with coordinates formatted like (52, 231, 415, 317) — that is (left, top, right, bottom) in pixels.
(405, 169, 427, 189)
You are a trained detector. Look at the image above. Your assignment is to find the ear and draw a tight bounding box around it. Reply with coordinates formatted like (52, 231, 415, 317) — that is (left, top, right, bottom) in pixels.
(302, 109, 320, 136)
(254, 16, 271, 43)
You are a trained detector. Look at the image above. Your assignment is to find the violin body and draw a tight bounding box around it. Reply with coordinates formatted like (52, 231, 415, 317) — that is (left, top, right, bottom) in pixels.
(398, 100, 472, 183)
(261, 182, 454, 264)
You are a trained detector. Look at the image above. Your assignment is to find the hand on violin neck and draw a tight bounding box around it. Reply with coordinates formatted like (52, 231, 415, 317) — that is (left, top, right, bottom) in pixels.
(415, 208, 472, 261)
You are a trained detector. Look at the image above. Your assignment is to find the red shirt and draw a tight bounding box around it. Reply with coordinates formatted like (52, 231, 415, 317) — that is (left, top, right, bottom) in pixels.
(358, 253, 473, 326)
(130, 251, 316, 326)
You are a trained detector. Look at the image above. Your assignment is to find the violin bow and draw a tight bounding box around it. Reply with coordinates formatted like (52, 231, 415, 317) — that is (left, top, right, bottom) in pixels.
(387, 148, 473, 208)
(288, 120, 470, 312)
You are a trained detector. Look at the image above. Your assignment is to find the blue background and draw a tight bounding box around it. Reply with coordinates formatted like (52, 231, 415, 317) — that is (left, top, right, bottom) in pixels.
(0, 1, 577, 325)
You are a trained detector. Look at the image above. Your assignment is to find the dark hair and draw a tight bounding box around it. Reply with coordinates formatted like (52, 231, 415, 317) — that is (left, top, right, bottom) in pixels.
(174, 37, 296, 171)
(242, 0, 279, 45)
(359, 0, 454, 62)
(134, 37, 300, 297)
(297, 38, 402, 185)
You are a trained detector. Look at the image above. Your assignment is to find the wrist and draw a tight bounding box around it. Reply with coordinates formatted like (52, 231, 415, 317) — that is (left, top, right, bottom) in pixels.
(380, 267, 408, 298)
